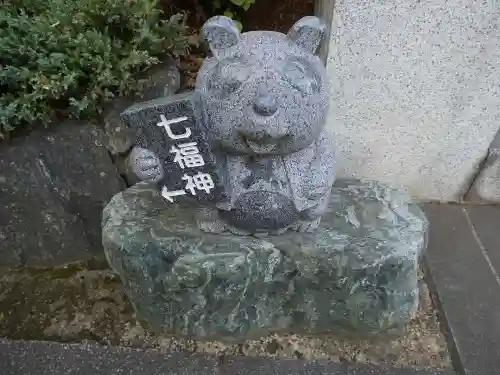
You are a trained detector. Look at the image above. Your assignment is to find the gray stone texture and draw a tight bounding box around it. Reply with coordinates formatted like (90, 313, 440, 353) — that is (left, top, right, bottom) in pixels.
(423, 203, 500, 375)
(467, 127, 500, 202)
(0, 339, 216, 375)
(0, 123, 123, 267)
(124, 16, 336, 234)
(219, 356, 455, 375)
(326, 0, 500, 201)
(314, 0, 335, 64)
(466, 204, 500, 273)
(104, 58, 182, 188)
(0, 339, 455, 375)
(138, 56, 181, 101)
(121, 92, 221, 202)
(104, 57, 181, 157)
(102, 179, 427, 341)
(194, 16, 335, 233)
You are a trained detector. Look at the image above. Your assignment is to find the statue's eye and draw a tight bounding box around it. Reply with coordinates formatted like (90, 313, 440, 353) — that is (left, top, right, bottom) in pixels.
(224, 79, 241, 93)
(282, 59, 321, 93)
(284, 61, 307, 80)
(208, 63, 249, 99)
(221, 69, 242, 92)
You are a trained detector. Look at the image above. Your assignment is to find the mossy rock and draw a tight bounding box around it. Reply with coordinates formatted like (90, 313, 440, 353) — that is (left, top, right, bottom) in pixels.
(102, 179, 428, 342)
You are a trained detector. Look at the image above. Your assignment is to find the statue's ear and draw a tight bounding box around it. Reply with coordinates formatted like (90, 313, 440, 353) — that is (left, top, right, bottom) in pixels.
(287, 16, 326, 54)
(201, 16, 241, 57)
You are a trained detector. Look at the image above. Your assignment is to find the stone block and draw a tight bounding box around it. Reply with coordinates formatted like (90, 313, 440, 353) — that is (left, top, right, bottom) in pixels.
(326, 0, 500, 201)
(104, 97, 135, 156)
(467, 128, 500, 202)
(0, 339, 455, 375)
(102, 179, 427, 340)
(467, 150, 500, 202)
(188, 16, 335, 234)
(314, 0, 335, 64)
(103, 58, 181, 157)
(0, 123, 123, 267)
(138, 57, 181, 101)
(121, 92, 221, 202)
(423, 203, 500, 375)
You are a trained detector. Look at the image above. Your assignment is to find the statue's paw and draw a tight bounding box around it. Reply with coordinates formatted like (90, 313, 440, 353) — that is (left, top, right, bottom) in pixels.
(270, 227, 288, 236)
(196, 207, 227, 234)
(252, 231, 269, 238)
(129, 147, 164, 183)
(227, 226, 252, 236)
(198, 219, 227, 233)
(293, 217, 321, 233)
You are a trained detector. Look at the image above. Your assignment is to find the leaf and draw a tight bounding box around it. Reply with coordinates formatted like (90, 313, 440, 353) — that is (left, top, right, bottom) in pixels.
(222, 9, 242, 31)
(242, 0, 255, 11)
(229, 0, 246, 6)
(229, 0, 255, 10)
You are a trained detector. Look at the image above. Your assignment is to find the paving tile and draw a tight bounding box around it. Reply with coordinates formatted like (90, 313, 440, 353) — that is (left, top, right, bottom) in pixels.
(422, 203, 500, 375)
(0, 339, 454, 375)
(464, 205, 500, 275)
(219, 356, 454, 375)
(0, 339, 217, 375)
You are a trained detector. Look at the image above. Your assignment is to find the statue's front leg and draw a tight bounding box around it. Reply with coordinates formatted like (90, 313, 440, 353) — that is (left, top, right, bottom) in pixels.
(195, 206, 227, 234)
(196, 205, 256, 235)
(292, 217, 321, 233)
(292, 191, 331, 233)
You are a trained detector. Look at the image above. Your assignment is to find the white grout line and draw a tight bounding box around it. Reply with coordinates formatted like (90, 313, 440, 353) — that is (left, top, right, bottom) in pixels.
(462, 207, 500, 288)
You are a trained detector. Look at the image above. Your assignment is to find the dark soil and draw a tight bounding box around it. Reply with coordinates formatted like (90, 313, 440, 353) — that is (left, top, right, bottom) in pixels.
(241, 0, 315, 33)
(169, 0, 314, 32)
(179, 52, 205, 92)
(0, 261, 451, 368)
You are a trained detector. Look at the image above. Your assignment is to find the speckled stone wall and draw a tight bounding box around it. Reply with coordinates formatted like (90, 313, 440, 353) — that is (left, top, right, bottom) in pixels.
(324, 0, 500, 201)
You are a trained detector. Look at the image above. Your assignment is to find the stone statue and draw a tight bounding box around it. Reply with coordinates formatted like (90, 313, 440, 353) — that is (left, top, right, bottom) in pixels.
(128, 16, 335, 236)
(103, 15, 429, 341)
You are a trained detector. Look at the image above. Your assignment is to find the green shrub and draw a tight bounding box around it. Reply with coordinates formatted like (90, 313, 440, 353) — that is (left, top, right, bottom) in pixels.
(212, 0, 257, 30)
(0, 0, 190, 134)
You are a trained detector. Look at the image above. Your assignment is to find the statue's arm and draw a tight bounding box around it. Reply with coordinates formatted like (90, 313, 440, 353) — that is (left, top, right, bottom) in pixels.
(287, 131, 336, 232)
(127, 146, 164, 183)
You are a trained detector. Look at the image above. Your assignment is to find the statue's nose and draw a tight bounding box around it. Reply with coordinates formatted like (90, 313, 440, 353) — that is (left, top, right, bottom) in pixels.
(253, 93, 278, 116)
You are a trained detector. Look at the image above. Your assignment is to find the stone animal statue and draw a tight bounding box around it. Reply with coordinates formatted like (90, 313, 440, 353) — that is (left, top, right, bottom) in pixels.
(129, 15, 336, 235)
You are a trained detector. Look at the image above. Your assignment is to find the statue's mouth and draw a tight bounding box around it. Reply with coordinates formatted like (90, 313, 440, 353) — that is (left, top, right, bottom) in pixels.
(242, 136, 277, 154)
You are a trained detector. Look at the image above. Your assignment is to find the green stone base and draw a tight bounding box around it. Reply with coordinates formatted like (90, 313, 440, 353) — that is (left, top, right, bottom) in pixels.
(102, 179, 428, 341)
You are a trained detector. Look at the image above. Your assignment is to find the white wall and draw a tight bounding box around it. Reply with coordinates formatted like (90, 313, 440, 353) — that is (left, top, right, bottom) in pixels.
(325, 0, 500, 201)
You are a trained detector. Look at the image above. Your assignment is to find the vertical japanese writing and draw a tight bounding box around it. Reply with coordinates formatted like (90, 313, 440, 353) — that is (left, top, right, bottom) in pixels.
(156, 115, 191, 139)
(170, 142, 205, 169)
(157, 114, 214, 203)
